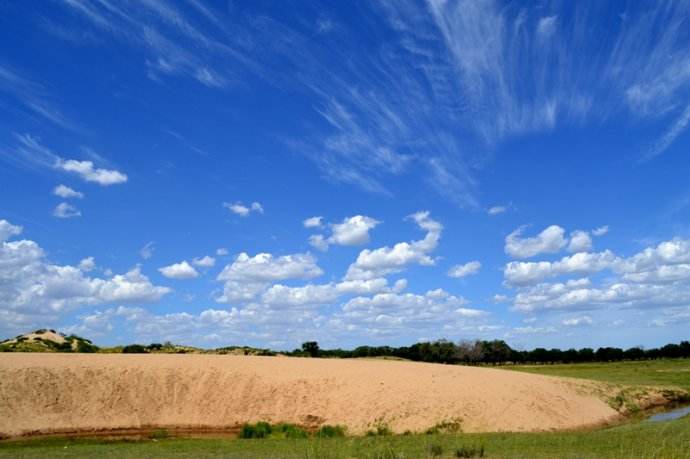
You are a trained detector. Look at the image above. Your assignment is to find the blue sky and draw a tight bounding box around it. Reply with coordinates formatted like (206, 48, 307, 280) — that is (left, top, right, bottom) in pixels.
(1, 0, 690, 350)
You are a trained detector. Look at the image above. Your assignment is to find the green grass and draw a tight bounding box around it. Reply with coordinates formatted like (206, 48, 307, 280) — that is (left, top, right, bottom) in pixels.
(506, 359, 690, 391)
(1, 416, 689, 458)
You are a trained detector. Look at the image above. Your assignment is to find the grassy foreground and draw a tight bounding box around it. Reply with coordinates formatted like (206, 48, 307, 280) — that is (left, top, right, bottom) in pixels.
(507, 358, 690, 391)
(1, 416, 689, 459)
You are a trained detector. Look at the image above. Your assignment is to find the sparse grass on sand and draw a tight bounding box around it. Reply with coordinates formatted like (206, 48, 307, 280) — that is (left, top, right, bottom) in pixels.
(507, 358, 690, 391)
(1, 416, 689, 458)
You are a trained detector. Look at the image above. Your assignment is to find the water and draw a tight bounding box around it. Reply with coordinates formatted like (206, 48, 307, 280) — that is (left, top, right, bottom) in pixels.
(646, 405, 690, 422)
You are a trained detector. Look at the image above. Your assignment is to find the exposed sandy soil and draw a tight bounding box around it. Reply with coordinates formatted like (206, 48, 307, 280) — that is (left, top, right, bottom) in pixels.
(0, 354, 620, 437)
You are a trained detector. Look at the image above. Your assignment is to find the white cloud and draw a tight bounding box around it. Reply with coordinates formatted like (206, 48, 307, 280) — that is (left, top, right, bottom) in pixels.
(53, 184, 83, 199)
(56, 159, 127, 185)
(505, 225, 567, 258)
(487, 206, 506, 215)
(159, 261, 199, 279)
(592, 226, 609, 237)
(223, 201, 264, 217)
(308, 234, 329, 251)
(192, 255, 215, 268)
(567, 230, 593, 253)
(140, 241, 155, 260)
(53, 202, 81, 218)
(303, 216, 323, 228)
(562, 316, 592, 327)
(310, 215, 380, 250)
(504, 250, 618, 285)
(0, 220, 22, 242)
(345, 211, 441, 280)
(216, 252, 323, 303)
(448, 261, 481, 278)
(216, 248, 229, 256)
(0, 220, 170, 334)
(341, 290, 485, 331)
(78, 257, 96, 272)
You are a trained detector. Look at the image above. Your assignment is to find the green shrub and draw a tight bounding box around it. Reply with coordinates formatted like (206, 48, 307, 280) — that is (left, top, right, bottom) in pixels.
(149, 429, 169, 440)
(316, 424, 346, 438)
(239, 421, 273, 439)
(429, 444, 443, 456)
(366, 424, 392, 437)
(122, 344, 148, 354)
(76, 340, 98, 353)
(425, 419, 463, 434)
(275, 423, 308, 439)
(455, 445, 485, 458)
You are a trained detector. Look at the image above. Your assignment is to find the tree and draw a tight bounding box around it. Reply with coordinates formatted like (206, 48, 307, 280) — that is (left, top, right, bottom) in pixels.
(301, 341, 320, 357)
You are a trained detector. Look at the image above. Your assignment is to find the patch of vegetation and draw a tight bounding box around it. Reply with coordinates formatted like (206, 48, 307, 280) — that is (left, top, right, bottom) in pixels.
(148, 429, 169, 440)
(366, 424, 392, 437)
(425, 419, 463, 435)
(121, 344, 148, 354)
(2, 415, 690, 458)
(239, 422, 273, 439)
(274, 423, 309, 439)
(315, 424, 346, 438)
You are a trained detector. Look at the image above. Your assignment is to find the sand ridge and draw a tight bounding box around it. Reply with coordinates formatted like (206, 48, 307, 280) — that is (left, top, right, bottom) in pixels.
(0, 354, 620, 437)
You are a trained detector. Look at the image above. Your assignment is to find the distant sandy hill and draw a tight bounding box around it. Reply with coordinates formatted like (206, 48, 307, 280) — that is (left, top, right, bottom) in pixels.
(0, 353, 621, 438)
(0, 329, 97, 353)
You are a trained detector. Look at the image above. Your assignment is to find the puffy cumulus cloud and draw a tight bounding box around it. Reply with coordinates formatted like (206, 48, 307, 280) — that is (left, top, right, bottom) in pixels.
(223, 201, 263, 217)
(53, 184, 83, 199)
(504, 250, 618, 285)
(308, 215, 380, 251)
(339, 290, 486, 334)
(562, 316, 593, 326)
(56, 158, 127, 185)
(567, 230, 592, 253)
(158, 260, 199, 279)
(0, 221, 170, 335)
(448, 261, 481, 278)
(53, 202, 81, 218)
(78, 257, 96, 272)
(259, 278, 401, 307)
(216, 252, 323, 303)
(0, 220, 22, 242)
(345, 211, 441, 280)
(505, 225, 567, 258)
(509, 236, 690, 313)
(302, 216, 323, 228)
(192, 255, 215, 268)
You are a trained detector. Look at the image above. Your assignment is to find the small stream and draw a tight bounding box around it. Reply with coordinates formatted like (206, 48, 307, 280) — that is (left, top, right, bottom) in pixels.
(646, 405, 690, 422)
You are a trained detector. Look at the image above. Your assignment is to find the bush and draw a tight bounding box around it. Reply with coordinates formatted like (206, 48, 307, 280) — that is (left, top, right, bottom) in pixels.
(122, 344, 148, 354)
(429, 444, 443, 456)
(425, 419, 463, 434)
(455, 445, 485, 458)
(316, 424, 346, 438)
(366, 424, 392, 436)
(276, 423, 308, 439)
(149, 429, 169, 440)
(76, 340, 98, 353)
(239, 421, 273, 439)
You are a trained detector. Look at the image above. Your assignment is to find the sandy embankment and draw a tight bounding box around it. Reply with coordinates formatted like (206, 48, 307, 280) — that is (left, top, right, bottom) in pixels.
(0, 354, 620, 437)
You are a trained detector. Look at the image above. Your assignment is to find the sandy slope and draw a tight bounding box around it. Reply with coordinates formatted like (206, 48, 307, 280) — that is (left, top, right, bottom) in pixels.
(0, 354, 619, 437)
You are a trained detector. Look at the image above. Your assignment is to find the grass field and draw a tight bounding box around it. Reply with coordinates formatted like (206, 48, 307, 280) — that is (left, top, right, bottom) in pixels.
(1, 417, 689, 459)
(507, 359, 690, 391)
(2, 359, 689, 459)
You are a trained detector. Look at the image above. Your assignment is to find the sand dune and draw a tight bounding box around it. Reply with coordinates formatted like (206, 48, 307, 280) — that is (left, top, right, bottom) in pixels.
(0, 354, 620, 437)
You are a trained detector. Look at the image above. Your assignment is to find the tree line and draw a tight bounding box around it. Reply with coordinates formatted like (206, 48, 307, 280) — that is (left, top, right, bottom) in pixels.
(290, 339, 690, 364)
